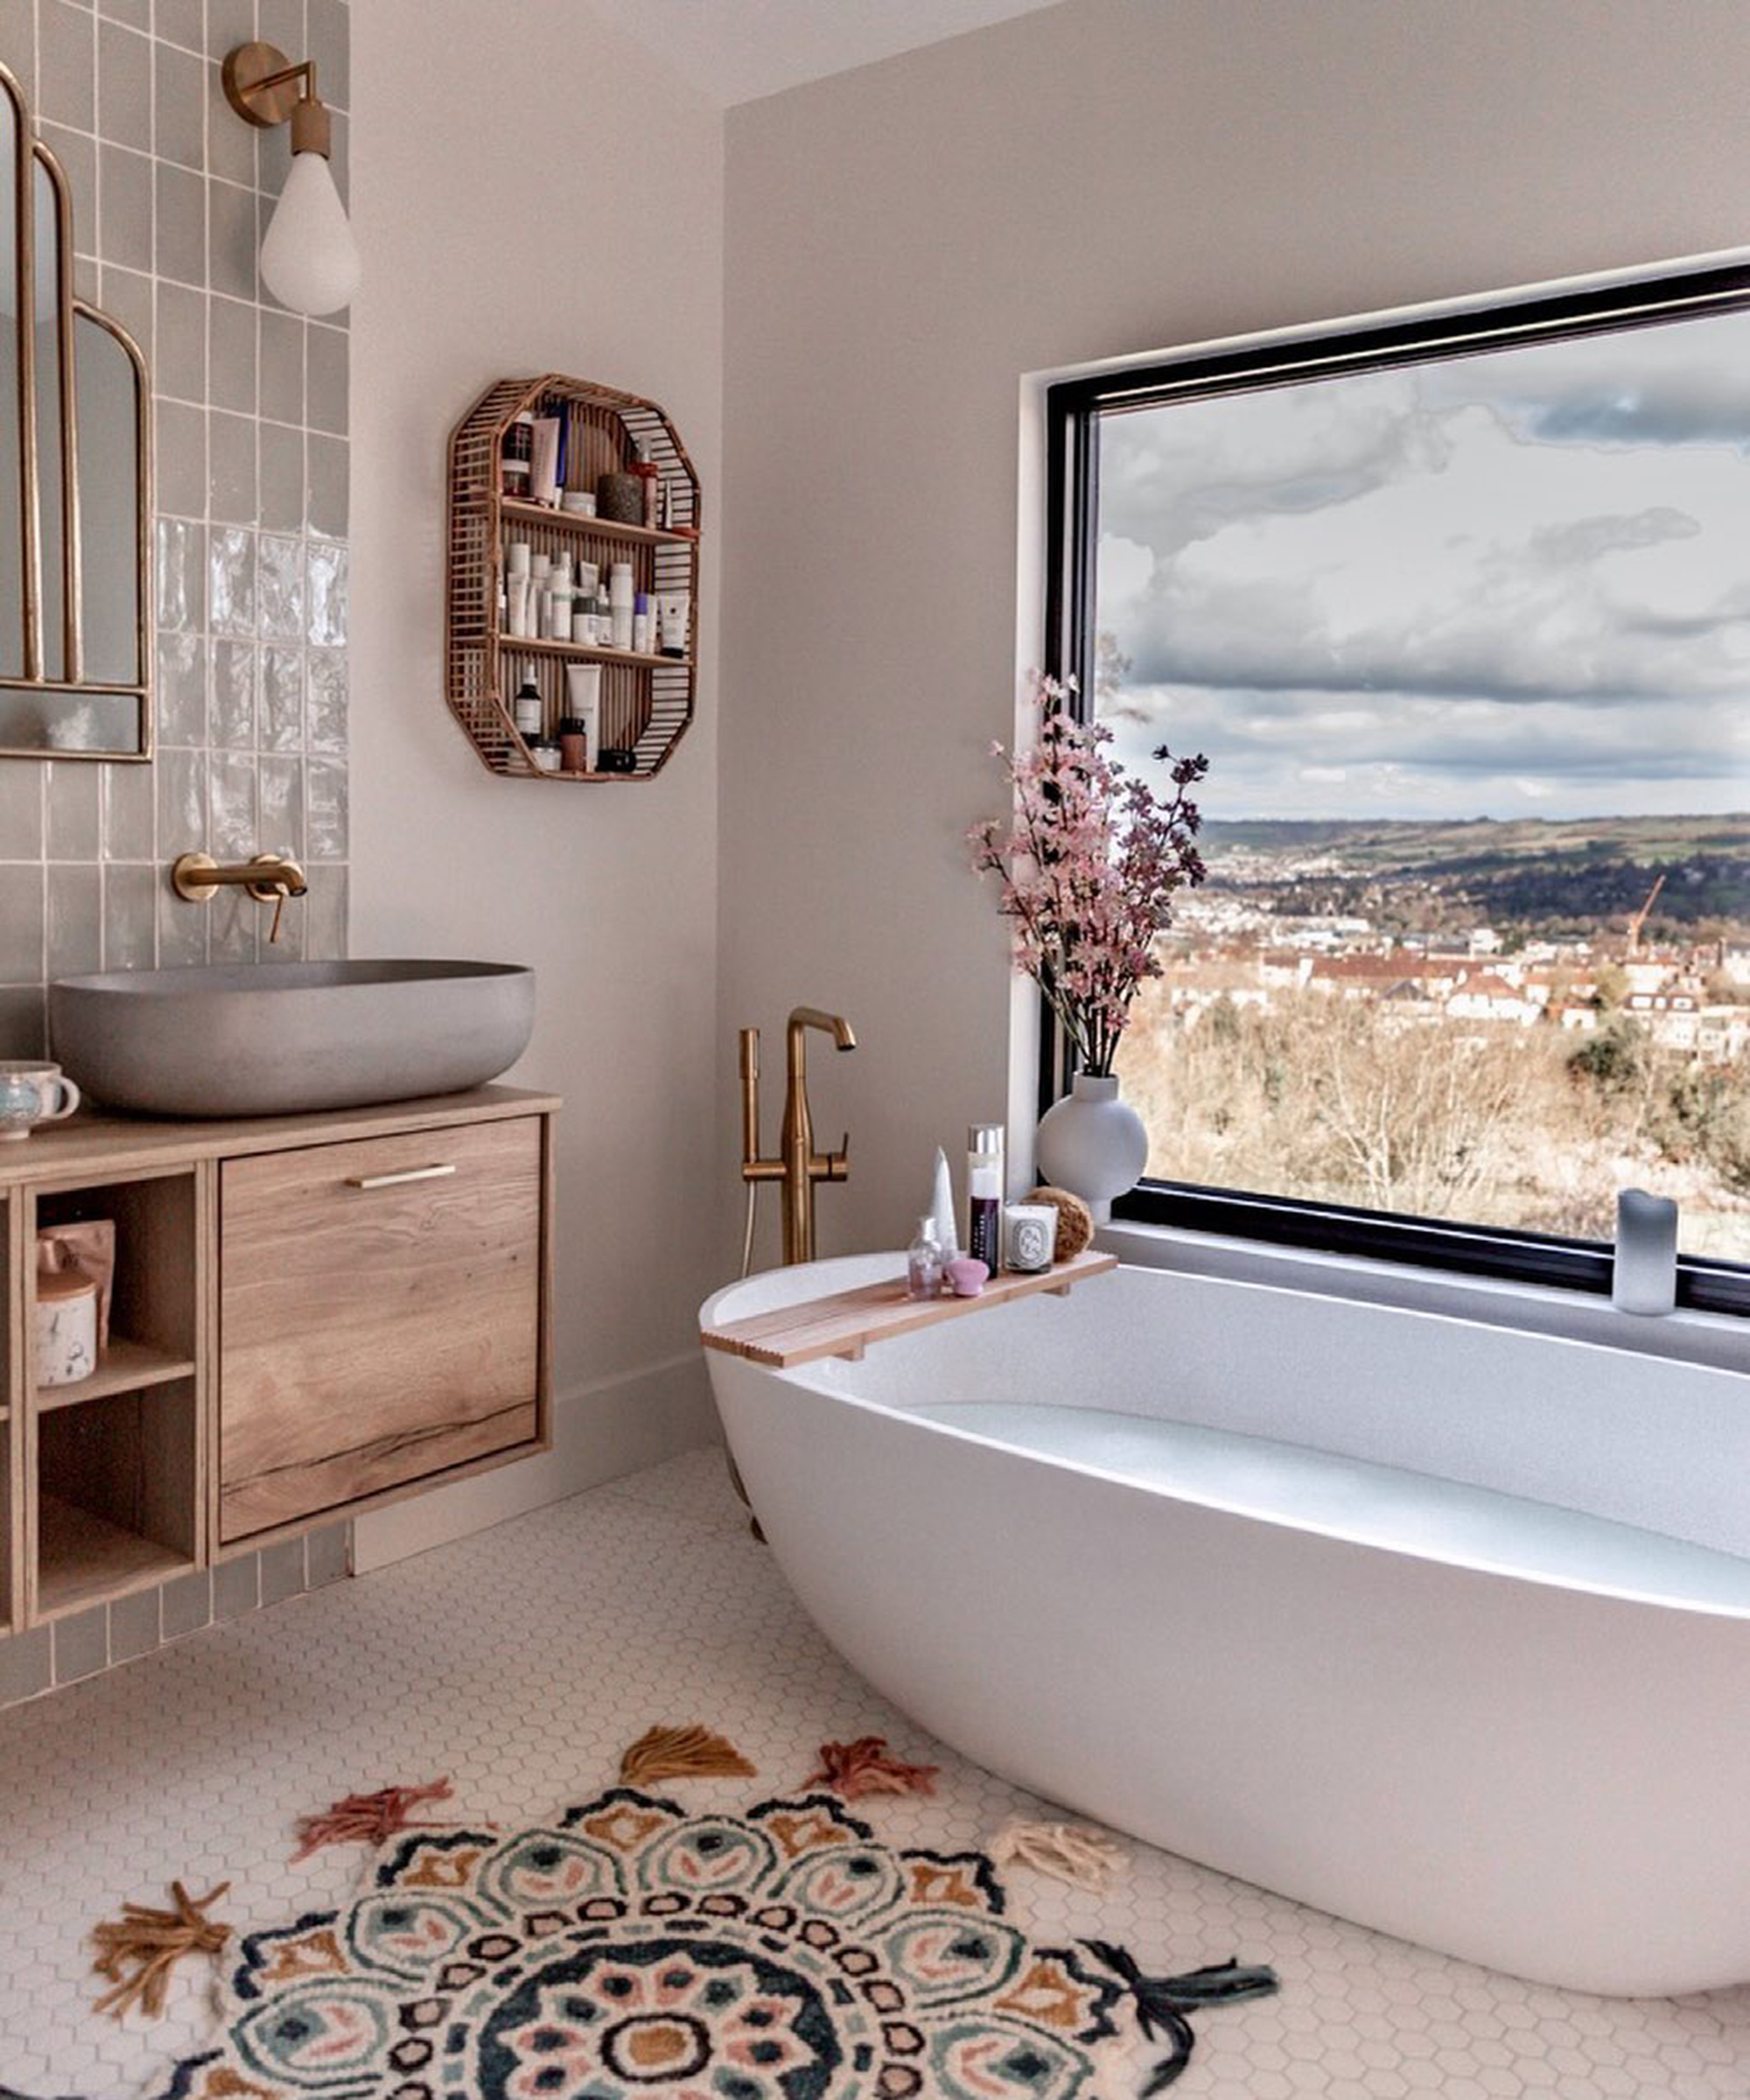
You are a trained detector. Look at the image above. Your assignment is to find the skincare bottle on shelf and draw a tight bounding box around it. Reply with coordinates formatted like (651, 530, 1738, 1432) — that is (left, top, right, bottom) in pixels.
(502, 411, 536, 498)
(966, 1124, 1004, 1272)
(529, 415, 564, 507)
(632, 593, 652, 656)
(906, 1217, 944, 1301)
(528, 734, 562, 774)
(513, 676, 542, 740)
(632, 438, 662, 528)
(564, 662, 603, 768)
(656, 591, 690, 659)
(592, 578, 612, 647)
(609, 563, 635, 652)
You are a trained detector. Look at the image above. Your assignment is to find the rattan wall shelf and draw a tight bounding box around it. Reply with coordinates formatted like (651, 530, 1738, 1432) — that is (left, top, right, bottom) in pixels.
(446, 374, 701, 782)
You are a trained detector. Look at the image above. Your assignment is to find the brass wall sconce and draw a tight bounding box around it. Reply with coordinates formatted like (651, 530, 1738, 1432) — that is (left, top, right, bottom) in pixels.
(222, 43, 360, 317)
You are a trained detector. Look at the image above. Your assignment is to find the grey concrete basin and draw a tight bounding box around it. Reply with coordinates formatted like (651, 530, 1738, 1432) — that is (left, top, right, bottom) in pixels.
(49, 960, 536, 1118)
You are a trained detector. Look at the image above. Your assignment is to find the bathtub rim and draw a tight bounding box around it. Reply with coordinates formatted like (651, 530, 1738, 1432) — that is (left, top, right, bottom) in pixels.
(702, 1252, 1750, 1624)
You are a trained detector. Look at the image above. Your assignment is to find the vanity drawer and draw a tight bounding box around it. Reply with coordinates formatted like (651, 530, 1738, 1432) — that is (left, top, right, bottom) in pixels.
(219, 1116, 544, 1542)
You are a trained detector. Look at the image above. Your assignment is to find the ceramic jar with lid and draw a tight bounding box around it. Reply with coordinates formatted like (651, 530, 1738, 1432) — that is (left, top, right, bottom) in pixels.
(36, 1238, 99, 1387)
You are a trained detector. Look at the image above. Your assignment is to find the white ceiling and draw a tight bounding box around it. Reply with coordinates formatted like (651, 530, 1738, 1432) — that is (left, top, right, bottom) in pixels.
(584, 0, 1067, 106)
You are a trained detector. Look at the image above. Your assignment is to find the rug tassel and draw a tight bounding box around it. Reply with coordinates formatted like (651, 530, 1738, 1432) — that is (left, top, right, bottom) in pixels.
(804, 1735, 939, 1801)
(990, 1818, 1126, 1891)
(90, 1880, 232, 2021)
(620, 1725, 758, 1788)
(1082, 1940, 1278, 2093)
(291, 1776, 456, 1861)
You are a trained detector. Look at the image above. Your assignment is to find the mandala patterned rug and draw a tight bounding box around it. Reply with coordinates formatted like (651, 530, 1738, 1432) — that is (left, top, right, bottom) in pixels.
(154, 1788, 1134, 2100)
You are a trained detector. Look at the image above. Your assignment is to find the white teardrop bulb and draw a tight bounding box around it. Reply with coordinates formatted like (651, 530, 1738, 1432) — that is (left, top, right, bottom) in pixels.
(260, 151, 361, 318)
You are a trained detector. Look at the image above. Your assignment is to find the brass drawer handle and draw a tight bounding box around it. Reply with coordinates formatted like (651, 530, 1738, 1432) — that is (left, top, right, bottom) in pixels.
(345, 1163, 458, 1191)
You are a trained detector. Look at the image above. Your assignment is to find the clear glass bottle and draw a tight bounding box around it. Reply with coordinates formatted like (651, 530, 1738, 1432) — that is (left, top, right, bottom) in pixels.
(906, 1216, 944, 1301)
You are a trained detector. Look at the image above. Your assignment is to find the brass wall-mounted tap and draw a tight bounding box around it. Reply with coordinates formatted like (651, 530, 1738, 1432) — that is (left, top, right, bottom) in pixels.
(740, 1005, 856, 1267)
(172, 850, 307, 943)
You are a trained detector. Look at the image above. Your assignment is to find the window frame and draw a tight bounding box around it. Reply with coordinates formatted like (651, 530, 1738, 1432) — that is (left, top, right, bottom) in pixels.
(1041, 260, 1750, 1320)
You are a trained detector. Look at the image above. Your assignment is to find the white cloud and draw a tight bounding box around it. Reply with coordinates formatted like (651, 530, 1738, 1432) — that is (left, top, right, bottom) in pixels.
(1096, 305, 1750, 820)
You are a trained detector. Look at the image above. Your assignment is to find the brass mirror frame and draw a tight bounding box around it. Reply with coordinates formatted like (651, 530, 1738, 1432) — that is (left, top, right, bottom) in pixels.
(1, 58, 152, 760)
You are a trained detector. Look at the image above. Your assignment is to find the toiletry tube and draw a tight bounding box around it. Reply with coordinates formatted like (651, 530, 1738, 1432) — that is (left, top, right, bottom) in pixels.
(632, 594, 652, 656)
(564, 662, 604, 771)
(656, 592, 690, 659)
(529, 416, 564, 507)
(506, 541, 531, 578)
(507, 573, 530, 638)
(530, 552, 551, 584)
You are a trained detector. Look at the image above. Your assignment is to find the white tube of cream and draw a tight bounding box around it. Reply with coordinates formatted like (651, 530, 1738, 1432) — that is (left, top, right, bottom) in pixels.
(656, 591, 690, 659)
(529, 416, 563, 507)
(565, 662, 604, 770)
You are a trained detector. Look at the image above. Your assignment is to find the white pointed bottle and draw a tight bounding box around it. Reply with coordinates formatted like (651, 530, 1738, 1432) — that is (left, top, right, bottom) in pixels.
(929, 1147, 960, 1260)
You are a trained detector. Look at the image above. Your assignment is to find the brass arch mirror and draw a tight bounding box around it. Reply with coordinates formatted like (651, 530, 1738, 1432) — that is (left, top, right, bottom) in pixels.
(0, 59, 151, 759)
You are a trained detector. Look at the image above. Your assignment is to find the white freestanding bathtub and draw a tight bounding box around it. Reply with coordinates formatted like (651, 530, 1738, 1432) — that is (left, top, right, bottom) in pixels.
(701, 1254, 1750, 1998)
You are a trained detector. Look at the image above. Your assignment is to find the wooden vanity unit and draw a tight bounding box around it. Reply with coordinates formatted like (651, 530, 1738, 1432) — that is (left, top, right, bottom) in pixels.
(0, 1086, 556, 1633)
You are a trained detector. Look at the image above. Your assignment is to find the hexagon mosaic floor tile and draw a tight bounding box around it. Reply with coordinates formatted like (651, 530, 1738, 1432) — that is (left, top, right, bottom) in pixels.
(0, 1446, 1745, 2097)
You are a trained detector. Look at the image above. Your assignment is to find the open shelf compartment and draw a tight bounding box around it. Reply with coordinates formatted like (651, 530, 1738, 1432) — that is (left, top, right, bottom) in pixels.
(36, 1378, 199, 1617)
(26, 1169, 203, 1620)
(1, 1193, 15, 1637)
(446, 374, 702, 783)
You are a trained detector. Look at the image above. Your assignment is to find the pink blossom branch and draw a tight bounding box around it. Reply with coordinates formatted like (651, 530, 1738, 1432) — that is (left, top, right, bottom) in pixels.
(970, 672, 1208, 1076)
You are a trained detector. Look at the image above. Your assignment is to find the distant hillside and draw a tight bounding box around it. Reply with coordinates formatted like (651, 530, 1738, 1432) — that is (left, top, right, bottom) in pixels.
(1200, 814, 1750, 934)
(1202, 814, 1750, 864)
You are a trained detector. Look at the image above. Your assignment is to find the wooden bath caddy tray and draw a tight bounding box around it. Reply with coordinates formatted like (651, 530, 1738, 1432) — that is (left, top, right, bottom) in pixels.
(702, 1250, 1116, 1369)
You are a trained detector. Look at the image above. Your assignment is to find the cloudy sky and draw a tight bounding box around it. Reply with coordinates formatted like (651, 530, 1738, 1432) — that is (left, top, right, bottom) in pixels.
(1096, 305, 1750, 822)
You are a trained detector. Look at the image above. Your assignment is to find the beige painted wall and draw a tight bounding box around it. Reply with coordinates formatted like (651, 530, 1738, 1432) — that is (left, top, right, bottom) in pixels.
(347, 0, 726, 1552)
(719, 0, 1750, 1266)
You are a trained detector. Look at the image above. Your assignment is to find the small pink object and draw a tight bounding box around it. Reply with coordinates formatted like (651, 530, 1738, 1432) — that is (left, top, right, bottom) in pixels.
(945, 1256, 989, 1298)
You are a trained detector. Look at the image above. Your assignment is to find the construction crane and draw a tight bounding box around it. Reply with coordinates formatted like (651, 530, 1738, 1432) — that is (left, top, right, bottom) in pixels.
(1624, 872, 1666, 958)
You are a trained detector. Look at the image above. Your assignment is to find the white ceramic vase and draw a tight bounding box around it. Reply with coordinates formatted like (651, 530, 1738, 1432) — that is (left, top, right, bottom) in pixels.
(1034, 1072, 1148, 1224)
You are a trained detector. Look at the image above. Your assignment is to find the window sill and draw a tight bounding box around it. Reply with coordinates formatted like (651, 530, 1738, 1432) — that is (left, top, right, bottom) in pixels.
(1099, 1217, 1747, 1376)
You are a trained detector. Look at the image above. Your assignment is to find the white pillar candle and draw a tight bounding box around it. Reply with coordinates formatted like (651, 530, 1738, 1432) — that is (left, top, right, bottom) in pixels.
(1612, 1187, 1677, 1316)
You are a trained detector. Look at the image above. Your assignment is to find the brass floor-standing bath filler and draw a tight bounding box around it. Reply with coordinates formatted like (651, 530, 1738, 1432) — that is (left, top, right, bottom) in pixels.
(731, 1007, 855, 1539)
(738, 1006, 856, 1275)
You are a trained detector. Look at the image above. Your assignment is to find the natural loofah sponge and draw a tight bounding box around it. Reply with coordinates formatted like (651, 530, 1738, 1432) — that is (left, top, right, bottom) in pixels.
(1025, 1186, 1095, 1261)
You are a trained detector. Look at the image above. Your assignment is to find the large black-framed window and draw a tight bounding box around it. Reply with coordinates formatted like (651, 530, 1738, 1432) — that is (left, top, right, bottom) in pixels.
(1043, 262, 1750, 1319)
